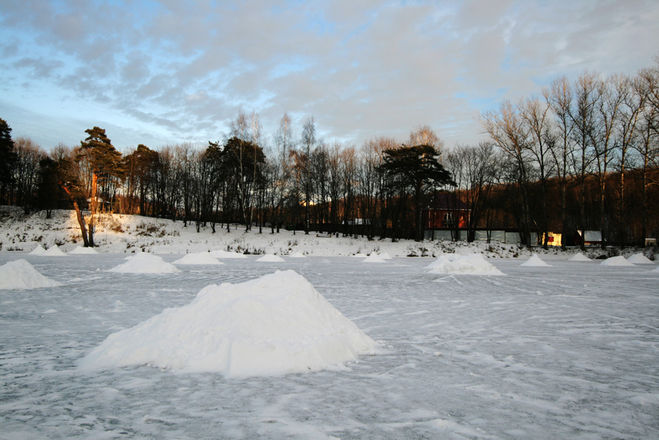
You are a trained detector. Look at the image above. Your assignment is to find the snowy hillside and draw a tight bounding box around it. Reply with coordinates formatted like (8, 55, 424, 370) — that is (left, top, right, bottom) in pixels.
(1, 206, 652, 260)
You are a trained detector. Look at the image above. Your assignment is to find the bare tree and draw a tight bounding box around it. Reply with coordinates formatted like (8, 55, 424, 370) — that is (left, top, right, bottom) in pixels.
(547, 77, 575, 248)
(521, 96, 556, 247)
(483, 101, 534, 245)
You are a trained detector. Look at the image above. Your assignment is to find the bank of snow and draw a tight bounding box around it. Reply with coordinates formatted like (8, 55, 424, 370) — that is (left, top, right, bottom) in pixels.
(257, 254, 285, 263)
(173, 252, 222, 265)
(521, 254, 551, 267)
(79, 270, 376, 376)
(68, 246, 99, 255)
(627, 253, 654, 265)
(569, 252, 592, 262)
(601, 256, 634, 267)
(108, 253, 180, 274)
(426, 253, 504, 275)
(0, 259, 60, 289)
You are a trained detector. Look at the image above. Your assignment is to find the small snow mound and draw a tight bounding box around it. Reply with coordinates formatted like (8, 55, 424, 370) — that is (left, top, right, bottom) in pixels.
(68, 246, 99, 255)
(0, 259, 60, 289)
(43, 245, 67, 257)
(257, 254, 285, 262)
(173, 252, 223, 265)
(109, 253, 180, 273)
(601, 256, 634, 267)
(521, 254, 551, 267)
(568, 252, 591, 262)
(362, 253, 388, 263)
(287, 252, 306, 258)
(29, 245, 47, 255)
(426, 253, 504, 275)
(209, 250, 247, 259)
(79, 270, 376, 376)
(627, 253, 654, 265)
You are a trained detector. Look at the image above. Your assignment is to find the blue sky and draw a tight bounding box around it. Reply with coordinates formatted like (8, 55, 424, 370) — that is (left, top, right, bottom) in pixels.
(1, 0, 657, 152)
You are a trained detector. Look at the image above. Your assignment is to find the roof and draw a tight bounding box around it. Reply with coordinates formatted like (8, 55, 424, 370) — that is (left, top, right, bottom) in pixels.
(427, 192, 470, 211)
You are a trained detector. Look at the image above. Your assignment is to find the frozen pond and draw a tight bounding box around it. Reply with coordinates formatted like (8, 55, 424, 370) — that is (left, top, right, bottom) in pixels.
(1, 253, 658, 439)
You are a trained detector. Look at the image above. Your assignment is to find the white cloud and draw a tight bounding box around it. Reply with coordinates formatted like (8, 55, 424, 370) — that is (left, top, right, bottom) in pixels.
(0, 0, 656, 151)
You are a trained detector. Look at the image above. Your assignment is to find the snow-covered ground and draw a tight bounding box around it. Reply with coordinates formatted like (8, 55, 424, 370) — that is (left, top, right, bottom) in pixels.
(4, 206, 654, 260)
(1, 250, 658, 439)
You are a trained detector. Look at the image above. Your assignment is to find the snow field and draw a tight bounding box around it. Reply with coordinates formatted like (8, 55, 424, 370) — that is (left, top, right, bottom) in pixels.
(0, 252, 658, 438)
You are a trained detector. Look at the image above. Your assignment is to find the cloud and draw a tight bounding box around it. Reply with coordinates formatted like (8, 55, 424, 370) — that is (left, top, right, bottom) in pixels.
(0, 0, 657, 151)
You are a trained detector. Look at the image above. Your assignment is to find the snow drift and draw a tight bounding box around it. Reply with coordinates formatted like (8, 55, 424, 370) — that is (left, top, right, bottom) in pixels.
(210, 250, 247, 259)
(426, 253, 504, 275)
(43, 245, 67, 257)
(627, 253, 654, 265)
(29, 245, 47, 256)
(568, 252, 591, 262)
(108, 253, 180, 273)
(0, 259, 60, 289)
(173, 252, 223, 265)
(601, 256, 634, 267)
(68, 246, 99, 255)
(79, 270, 376, 376)
(521, 254, 551, 267)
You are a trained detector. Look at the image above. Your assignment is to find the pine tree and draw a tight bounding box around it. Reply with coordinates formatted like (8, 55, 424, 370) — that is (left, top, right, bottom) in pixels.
(0, 118, 17, 203)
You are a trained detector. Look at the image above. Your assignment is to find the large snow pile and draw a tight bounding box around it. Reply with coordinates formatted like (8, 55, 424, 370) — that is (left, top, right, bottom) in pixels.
(256, 254, 285, 262)
(601, 256, 634, 267)
(79, 270, 376, 376)
(627, 253, 654, 265)
(569, 252, 592, 262)
(426, 253, 504, 275)
(521, 254, 551, 267)
(210, 250, 247, 259)
(43, 245, 67, 257)
(0, 259, 60, 289)
(109, 253, 180, 273)
(29, 244, 47, 255)
(173, 252, 223, 265)
(68, 246, 99, 255)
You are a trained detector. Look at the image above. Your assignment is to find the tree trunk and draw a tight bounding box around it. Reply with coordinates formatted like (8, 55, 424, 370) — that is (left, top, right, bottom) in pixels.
(88, 173, 97, 247)
(60, 184, 90, 247)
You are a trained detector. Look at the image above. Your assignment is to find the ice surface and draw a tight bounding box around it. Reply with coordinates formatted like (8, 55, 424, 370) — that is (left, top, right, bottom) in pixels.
(68, 246, 99, 255)
(521, 253, 551, 267)
(601, 256, 634, 267)
(1, 254, 658, 439)
(79, 270, 376, 376)
(108, 253, 180, 273)
(173, 252, 223, 265)
(256, 254, 285, 262)
(628, 253, 654, 265)
(0, 259, 60, 289)
(426, 253, 504, 275)
(568, 252, 591, 262)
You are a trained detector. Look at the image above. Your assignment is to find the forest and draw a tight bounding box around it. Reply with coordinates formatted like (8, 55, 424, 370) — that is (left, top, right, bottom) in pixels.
(0, 63, 657, 248)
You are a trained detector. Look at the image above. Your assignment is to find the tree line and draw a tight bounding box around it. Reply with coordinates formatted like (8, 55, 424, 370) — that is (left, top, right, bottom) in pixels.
(0, 61, 657, 247)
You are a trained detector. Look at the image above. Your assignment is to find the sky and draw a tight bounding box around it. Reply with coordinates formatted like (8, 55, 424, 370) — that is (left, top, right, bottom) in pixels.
(1, 0, 657, 152)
